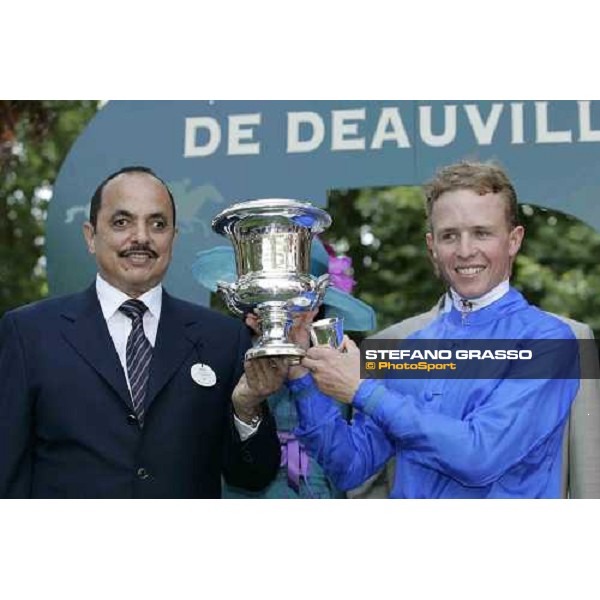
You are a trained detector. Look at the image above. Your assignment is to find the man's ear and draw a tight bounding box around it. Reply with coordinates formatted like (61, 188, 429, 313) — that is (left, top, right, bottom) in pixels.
(426, 232, 441, 278)
(83, 222, 96, 254)
(426, 232, 436, 259)
(508, 225, 525, 258)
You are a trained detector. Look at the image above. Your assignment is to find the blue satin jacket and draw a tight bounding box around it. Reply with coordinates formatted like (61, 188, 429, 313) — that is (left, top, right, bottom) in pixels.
(289, 288, 579, 498)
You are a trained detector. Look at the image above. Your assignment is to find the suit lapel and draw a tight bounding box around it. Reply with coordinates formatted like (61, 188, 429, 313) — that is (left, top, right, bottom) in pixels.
(144, 291, 201, 412)
(60, 285, 132, 409)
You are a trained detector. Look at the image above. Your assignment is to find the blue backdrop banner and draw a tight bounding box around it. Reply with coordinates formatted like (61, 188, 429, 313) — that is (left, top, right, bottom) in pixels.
(48, 100, 600, 305)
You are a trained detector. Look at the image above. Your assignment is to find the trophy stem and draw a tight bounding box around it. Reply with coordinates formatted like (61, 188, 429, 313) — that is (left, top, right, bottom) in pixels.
(245, 301, 305, 363)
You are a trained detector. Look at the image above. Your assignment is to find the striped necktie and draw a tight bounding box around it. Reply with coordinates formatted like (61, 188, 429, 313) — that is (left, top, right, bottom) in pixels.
(119, 299, 153, 425)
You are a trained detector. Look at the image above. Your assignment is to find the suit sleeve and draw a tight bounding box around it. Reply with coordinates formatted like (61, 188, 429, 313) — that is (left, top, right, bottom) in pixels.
(221, 322, 280, 491)
(0, 313, 34, 498)
(568, 326, 600, 498)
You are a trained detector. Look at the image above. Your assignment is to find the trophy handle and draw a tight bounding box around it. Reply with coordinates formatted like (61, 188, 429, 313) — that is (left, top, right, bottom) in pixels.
(313, 273, 330, 308)
(216, 281, 244, 317)
(284, 273, 330, 313)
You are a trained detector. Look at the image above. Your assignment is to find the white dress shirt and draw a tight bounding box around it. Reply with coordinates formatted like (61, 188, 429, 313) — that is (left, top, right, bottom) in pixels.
(95, 274, 257, 440)
(444, 279, 510, 313)
(96, 274, 162, 393)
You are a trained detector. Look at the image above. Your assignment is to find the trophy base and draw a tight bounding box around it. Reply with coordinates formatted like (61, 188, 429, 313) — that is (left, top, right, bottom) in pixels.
(245, 343, 306, 365)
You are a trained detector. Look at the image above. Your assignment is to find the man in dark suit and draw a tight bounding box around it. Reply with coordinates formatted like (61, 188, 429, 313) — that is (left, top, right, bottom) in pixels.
(0, 166, 281, 498)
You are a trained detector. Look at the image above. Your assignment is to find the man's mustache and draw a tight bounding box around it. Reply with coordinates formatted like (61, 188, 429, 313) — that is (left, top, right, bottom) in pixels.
(119, 244, 158, 258)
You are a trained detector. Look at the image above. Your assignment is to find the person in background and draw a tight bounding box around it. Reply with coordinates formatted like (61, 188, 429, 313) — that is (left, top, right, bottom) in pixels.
(193, 238, 376, 498)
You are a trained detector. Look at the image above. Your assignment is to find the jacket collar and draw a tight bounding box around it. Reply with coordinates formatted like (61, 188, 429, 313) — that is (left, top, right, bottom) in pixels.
(60, 285, 207, 414)
(444, 286, 528, 328)
(60, 285, 131, 408)
(144, 290, 205, 411)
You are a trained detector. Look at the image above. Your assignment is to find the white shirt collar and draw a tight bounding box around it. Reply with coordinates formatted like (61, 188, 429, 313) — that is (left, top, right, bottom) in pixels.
(95, 274, 162, 320)
(443, 280, 510, 313)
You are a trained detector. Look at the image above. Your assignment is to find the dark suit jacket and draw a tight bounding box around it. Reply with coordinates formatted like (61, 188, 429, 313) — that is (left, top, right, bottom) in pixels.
(0, 285, 281, 498)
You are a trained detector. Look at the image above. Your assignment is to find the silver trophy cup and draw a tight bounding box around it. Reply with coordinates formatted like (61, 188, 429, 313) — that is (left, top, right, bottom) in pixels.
(212, 198, 332, 361)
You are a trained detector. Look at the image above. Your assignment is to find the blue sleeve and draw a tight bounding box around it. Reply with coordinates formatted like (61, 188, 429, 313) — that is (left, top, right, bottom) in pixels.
(288, 374, 395, 491)
(0, 312, 33, 497)
(353, 337, 579, 487)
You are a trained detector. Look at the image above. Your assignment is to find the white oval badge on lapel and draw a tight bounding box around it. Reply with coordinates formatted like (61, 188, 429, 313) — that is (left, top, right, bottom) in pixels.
(191, 363, 217, 387)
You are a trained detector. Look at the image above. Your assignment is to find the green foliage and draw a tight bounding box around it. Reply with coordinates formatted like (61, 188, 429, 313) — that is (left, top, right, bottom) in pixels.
(326, 187, 444, 333)
(0, 101, 98, 316)
(326, 187, 600, 339)
(515, 205, 600, 335)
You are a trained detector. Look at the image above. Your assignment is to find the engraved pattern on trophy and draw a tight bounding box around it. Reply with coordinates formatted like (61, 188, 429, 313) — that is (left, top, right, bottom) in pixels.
(212, 199, 331, 361)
